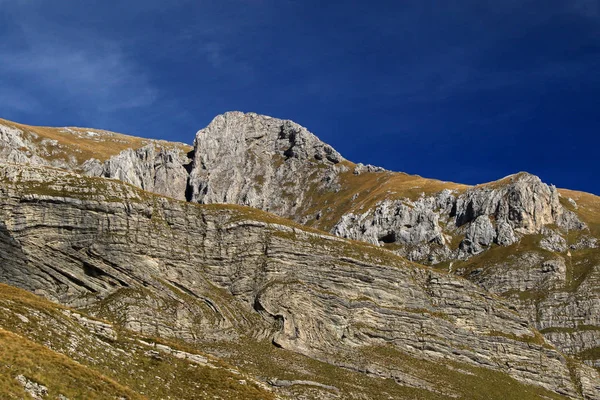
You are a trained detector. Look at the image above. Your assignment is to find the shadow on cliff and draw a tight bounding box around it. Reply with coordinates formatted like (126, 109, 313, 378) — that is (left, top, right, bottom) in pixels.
(184, 149, 195, 202)
(0, 221, 36, 292)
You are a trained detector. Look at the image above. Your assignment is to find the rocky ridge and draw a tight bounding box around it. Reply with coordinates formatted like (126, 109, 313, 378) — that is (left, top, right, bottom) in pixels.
(1, 112, 600, 398)
(0, 118, 192, 200)
(333, 172, 587, 261)
(1, 162, 599, 398)
(5, 113, 588, 265)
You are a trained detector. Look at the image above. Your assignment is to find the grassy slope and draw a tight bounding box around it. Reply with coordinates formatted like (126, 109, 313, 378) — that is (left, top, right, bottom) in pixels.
(559, 188, 600, 237)
(0, 284, 274, 400)
(0, 283, 571, 400)
(0, 329, 144, 400)
(0, 117, 192, 164)
(303, 160, 469, 231)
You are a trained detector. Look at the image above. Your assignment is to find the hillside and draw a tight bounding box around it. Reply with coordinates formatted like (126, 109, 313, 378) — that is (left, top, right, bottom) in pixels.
(0, 113, 599, 398)
(0, 118, 192, 200)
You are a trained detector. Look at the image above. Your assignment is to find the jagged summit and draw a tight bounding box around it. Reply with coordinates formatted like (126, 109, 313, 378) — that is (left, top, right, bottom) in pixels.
(188, 111, 344, 213)
(194, 111, 343, 163)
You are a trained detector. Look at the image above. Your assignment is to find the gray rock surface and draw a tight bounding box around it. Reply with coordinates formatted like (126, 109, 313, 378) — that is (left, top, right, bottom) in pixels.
(465, 253, 567, 293)
(460, 215, 496, 255)
(540, 228, 569, 252)
(15, 375, 48, 400)
(83, 144, 191, 200)
(0, 124, 51, 167)
(0, 162, 597, 398)
(3, 112, 600, 398)
(454, 173, 563, 232)
(333, 173, 588, 263)
(188, 111, 343, 216)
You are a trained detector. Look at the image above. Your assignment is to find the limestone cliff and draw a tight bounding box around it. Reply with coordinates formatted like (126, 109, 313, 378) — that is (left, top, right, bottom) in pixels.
(2, 112, 600, 398)
(1, 163, 598, 398)
(83, 144, 191, 201)
(188, 111, 344, 215)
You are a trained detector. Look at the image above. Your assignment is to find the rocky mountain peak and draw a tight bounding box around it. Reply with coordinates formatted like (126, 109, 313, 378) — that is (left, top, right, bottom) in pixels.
(188, 112, 344, 212)
(459, 172, 560, 230)
(2, 113, 600, 398)
(192, 111, 343, 167)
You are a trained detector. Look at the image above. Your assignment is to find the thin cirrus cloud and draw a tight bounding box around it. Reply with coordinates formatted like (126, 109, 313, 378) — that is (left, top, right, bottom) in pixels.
(0, 20, 157, 119)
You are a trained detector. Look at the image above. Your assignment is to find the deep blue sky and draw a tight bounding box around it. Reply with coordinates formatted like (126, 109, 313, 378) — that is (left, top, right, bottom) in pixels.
(1, 1, 599, 194)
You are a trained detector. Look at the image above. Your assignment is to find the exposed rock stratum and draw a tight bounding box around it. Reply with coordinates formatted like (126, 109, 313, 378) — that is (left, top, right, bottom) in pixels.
(0, 113, 599, 399)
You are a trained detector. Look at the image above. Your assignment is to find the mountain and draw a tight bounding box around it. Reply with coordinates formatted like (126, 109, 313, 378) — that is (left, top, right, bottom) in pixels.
(0, 118, 192, 200)
(0, 113, 599, 399)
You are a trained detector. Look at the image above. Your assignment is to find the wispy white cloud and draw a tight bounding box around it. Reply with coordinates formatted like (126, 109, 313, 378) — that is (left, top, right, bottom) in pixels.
(1, 42, 157, 112)
(0, 4, 158, 117)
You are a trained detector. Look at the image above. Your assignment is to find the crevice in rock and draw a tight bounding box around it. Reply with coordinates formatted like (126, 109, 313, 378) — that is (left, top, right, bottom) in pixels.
(167, 279, 200, 299)
(44, 263, 98, 293)
(378, 232, 396, 244)
(183, 149, 195, 174)
(184, 176, 194, 202)
(82, 262, 106, 278)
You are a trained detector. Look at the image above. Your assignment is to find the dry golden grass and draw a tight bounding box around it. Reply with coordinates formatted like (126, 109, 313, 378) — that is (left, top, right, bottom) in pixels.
(0, 328, 145, 400)
(559, 188, 600, 233)
(473, 172, 532, 189)
(0, 117, 192, 164)
(0, 282, 276, 400)
(304, 160, 469, 230)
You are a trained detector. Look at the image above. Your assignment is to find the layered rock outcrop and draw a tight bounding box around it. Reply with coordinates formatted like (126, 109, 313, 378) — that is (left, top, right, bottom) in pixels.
(82, 144, 191, 201)
(2, 112, 600, 396)
(1, 163, 598, 398)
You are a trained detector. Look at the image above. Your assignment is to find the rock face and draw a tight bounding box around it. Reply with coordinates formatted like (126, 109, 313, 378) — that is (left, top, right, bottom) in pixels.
(82, 144, 191, 201)
(333, 190, 456, 262)
(334, 173, 586, 262)
(188, 112, 343, 215)
(1, 163, 598, 398)
(0, 118, 192, 201)
(455, 173, 562, 231)
(2, 112, 600, 398)
(0, 123, 53, 167)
